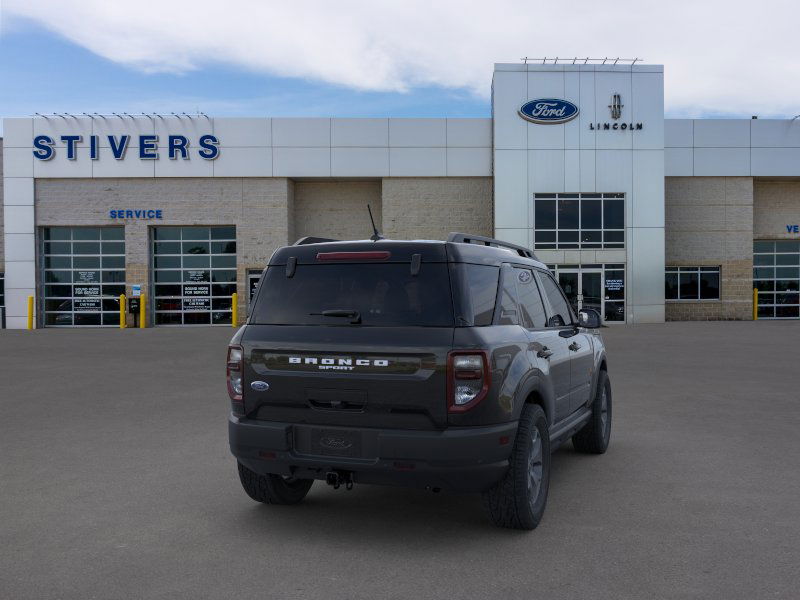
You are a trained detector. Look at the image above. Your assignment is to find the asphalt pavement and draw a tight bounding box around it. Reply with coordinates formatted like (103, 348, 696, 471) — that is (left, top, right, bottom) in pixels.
(1, 321, 799, 599)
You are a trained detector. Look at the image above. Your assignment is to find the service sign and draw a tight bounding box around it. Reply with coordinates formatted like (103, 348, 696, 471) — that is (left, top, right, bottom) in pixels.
(519, 99, 579, 124)
(74, 298, 101, 312)
(184, 284, 210, 296)
(183, 298, 210, 311)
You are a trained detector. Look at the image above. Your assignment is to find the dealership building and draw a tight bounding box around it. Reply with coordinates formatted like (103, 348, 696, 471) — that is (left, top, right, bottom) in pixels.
(1, 61, 799, 328)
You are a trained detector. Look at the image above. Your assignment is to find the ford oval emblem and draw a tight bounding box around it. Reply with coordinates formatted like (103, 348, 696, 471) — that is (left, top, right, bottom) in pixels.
(319, 436, 353, 450)
(250, 381, 269, 392)
(519, 98, 579, 124)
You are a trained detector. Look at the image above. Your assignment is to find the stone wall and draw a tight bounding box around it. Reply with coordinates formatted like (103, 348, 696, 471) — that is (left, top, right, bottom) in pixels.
(665, 176, 753, 320)
(753, 180, 800, 240)
(293, 181, 382, 241)
(381, 177, 492, 240)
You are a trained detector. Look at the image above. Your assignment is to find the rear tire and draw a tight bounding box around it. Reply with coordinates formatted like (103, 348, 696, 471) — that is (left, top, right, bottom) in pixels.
(482, 404, 551, 530)
(237, 462, 314, 505)
(572, 370, 612, 454)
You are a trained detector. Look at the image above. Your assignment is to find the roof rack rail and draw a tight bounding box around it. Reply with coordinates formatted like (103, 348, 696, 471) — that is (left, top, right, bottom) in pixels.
(447, 232, 537, 259)
(293, 236, 338, 245)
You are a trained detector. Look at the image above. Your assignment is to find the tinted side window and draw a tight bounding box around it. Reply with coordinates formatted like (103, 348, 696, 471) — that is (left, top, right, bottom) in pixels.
(462, 264, 499, 326)
(514, 268, 547, 328)
(539, 272, 573, 326)
(497, 267, 519, 325)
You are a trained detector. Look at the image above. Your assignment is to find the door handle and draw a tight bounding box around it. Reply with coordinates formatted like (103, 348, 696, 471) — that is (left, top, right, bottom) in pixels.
(568, 341, 581, 352)
(537, 346, 553, 359)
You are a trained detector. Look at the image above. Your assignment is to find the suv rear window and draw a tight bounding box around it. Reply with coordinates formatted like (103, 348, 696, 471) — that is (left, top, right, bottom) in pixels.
(251, 263, 454, 327)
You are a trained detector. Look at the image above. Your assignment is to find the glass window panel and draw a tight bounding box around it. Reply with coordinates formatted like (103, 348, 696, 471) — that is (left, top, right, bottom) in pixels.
(154, 227, 181, 241)
(184, 270, 211, 282)
(758, 293, 775, 304)
(72, 242, 100, 254)
(155, 270, 182, 283)
(775, 241, 800, 253)
(775, 267, 800, 279)
(45, 299, 71, 311)
(665, 272, 679, 299)
(580, 231, 602, 247)
(605, 271, 625, 301)
(757, 305, 775, 318)
(154, 255, 181, 269)
(212, 297, 233, 310)
(753, 241, 774, 253)
(72, 228, 101, 241)
(45, 242, 72, 254)
(156, 313, 183, 325)
(754, 267, 774, 279)
(102, 256, 125, 269)
(604, 301, 625, 322)
(754, 280, 775, 292)
(45, 285, 72, 297)
(514, 269, 547, 329)
(699, 272, 720, 299)
(101, 227, 124, 240)
(74, 313, 102, 326)
(753, 254, 774, 266)
(603, 199, 624, 229)
(212, 284, 237, 296)
(46, 313, 73, 326)
(183, 242, 209, 255)
(102, 242, 125, 255)
(212, 312, 233, 325)
(212, 270, 237, 283)
(73, 256, 100, 269)
(776, 306, 800, 318)
(211, 255, 236, 268)
(102, 298, 120, 311)
(211, 226, 236, 240)
(102, 285, 126, 297)
(534, 200, 557, 229)
(539, 272, 573, 326)
(603, 231, 624, 243)
(679, 272, 699, 300)
(74, 270, 101, 284)
(184, 312, 211, 325)
(155, 284, 182, 296)
(776, 293, 800, 305)
(156, 298, 183, 311)
(776, 254, 799, 266)
(211, 241, 236, 254)
(182, 227, 210, 240)
(102, 313, 121, 326)
(183, 255, 210, 268)
(776, 279, 800, 292)
(44, 256, 71, 269)
(534, 231, 556, 243)
(102, 270, 126, 283)
(44, 228, 71, 241)
(557, 199, 579, 229)
(154, 242, 181, 255)
(581, 200, 602, 229)
(45, 271, 71, 283)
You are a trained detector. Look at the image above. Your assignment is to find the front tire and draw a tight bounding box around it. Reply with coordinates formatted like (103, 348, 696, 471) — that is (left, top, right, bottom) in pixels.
(237, 462, 314, 505)
(572, 369, 612, 454)
(482, 404, 551, 530)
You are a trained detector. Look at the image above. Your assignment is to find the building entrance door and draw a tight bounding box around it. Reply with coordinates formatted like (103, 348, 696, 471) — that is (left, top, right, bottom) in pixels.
(558, 269, 603, 318)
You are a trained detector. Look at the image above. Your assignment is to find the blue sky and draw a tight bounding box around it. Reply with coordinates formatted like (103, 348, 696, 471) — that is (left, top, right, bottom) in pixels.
(0, 21, 489, 134)
(2, 0, 798, 136)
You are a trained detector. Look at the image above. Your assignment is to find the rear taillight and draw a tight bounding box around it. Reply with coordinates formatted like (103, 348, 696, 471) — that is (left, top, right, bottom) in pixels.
(447, 350, 491, 413)
(227, 345, 244, 414)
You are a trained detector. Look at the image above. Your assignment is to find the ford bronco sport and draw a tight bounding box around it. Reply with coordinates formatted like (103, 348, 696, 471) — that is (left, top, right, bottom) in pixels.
(227, 233, 611, 529)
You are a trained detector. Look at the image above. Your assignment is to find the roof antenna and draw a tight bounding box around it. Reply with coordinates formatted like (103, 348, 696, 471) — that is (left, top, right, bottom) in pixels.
(367, 204, 384, 241)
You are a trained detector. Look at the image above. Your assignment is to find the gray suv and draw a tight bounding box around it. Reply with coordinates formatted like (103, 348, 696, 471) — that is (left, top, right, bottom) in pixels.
(227, 233, 612, 529)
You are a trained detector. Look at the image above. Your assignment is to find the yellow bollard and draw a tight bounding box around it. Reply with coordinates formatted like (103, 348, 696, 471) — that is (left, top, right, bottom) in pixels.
(231, 292, 238, 327)
(27, 295, 34, 330)
(139, 293, 146, 328)
(753, 287, 758, 321)
(120, 294, 127, 329)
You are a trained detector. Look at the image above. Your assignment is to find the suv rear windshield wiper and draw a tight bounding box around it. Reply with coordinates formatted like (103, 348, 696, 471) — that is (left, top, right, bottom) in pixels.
(309, 309, 362, 324)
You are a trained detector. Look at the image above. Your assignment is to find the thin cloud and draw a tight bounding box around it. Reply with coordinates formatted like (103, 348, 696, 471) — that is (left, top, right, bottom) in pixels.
(4, 0, 798, 117)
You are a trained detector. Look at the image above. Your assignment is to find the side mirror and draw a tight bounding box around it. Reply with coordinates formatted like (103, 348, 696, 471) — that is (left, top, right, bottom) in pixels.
(578, 308, 602, 329)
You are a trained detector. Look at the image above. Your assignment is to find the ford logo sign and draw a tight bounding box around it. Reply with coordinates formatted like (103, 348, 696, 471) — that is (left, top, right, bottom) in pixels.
(519, 99, 579, 124)
(250, 381, 270, 392)
(319, 436, 353, 450)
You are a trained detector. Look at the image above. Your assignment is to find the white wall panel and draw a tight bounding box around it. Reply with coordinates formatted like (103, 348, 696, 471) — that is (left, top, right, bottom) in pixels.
(494, 150, 527, 229)
(693, 120, 749, 147)
(94, 117, 154, 147)
(630, 226, 665, 307)
(446, 147, 491, 176)
(389, 148, 446, 176)
(664, 147, 693, 176)
(564, 150, 580, 191)
(593, 72, 633, 150)
(92, 155, 155, 178)
(578, 71, 596, 150)
(564, 71, 581, 149)
(272, 118, 331, 147)
(154, 156, 214, 177)
(6, 288, 37, 319)
(494, 228, 530, 248)
(446, 119, 491, 147)
(693, 147, 749, 176)
(332, 118, 388, 147)
(3, 205, 35, 234)
(389, 119, 446, 147)
(273, 147, 330, 176)
(3, 118, 33, 147)
(212, 146, 272, 177)
(4, 233, 36, 261)
(332, 147, 389, 176)
(526, 71, 567, 150)
(632, 151, 665, 227)
(32, 117, 91, 147)
(492, 71, 527, 150)
(579, 149, 596, 191)
(34, 155, 92, 178)
(665, 119, 693, 147)
(3, 177, 35, 205)
(213, 118, 271, 146)
(3, 147, 34, 177)
(632, 72, 664, 150)
(594, 150, 633, 193)
(751, 119, 800, 148)
(750, 148, 800, 176)
(529, 150, 565, 193)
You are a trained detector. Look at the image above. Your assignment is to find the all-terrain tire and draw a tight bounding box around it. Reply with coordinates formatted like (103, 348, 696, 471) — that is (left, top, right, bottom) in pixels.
(572, 369, 612, 454)
(237, 462, 314, 505)
(482, 404, 550, 530)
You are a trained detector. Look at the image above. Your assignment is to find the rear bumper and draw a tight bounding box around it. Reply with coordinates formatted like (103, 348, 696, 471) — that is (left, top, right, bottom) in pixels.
(229, 415, 517, 493)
